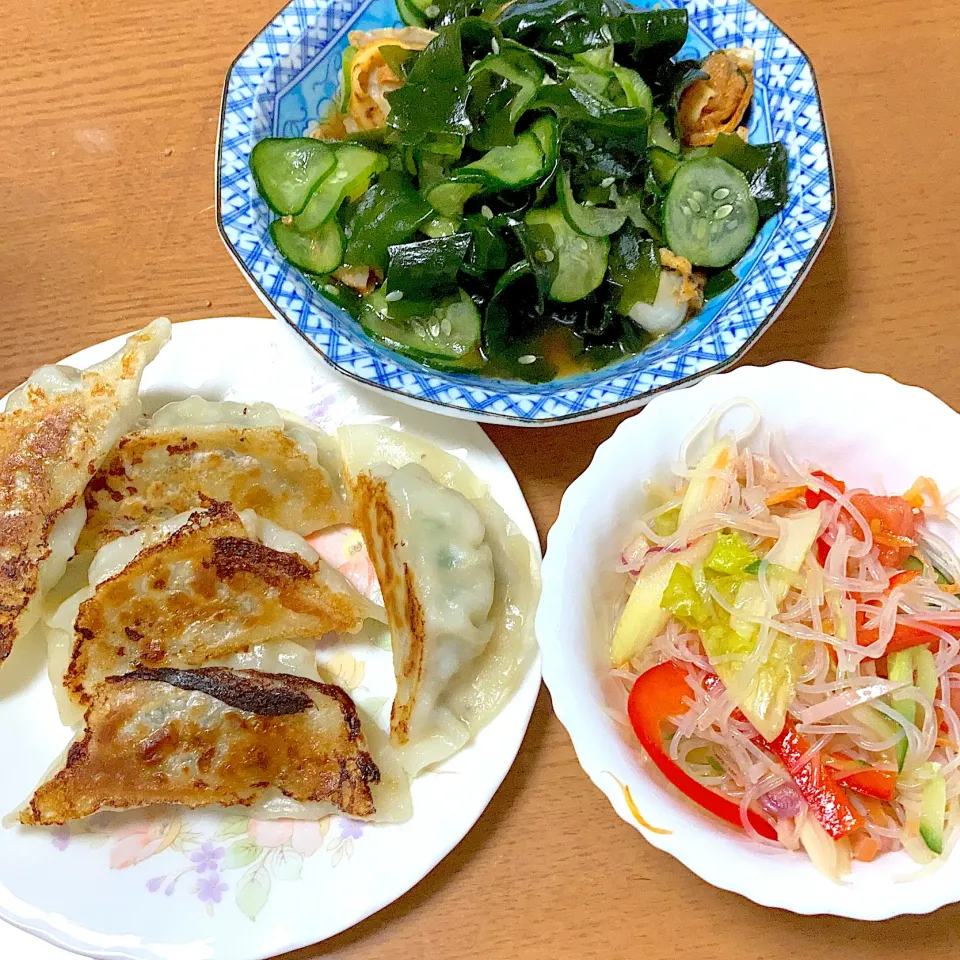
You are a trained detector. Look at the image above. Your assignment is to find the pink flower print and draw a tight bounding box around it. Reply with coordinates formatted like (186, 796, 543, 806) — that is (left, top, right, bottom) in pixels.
(246, 818, 294, 849)
(190, 841, 225, 873)
(110, 821, 173, 870)
(289, 819, 325, 856)
(246, 818, 326, 856)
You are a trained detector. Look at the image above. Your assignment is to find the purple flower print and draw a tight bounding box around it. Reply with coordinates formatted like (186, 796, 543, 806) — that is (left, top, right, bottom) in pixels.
(340, 820, 363, 841)
(197, 874, 228, 905)
(51, 826, 70, 851)
(147, 876, 165, 893)
(189, 841, 225, 873)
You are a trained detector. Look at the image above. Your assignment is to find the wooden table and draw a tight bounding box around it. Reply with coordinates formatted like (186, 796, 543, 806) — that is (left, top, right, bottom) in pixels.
(2, 0, 959, 957)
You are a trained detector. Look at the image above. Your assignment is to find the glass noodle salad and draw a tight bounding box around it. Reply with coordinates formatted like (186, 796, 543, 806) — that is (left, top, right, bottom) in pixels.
(249, 0, 787, 383)
(608, 404, 960, 879)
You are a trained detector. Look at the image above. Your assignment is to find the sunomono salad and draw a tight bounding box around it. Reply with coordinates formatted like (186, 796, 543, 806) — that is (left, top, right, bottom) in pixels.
(608, 405, 960, 878)
(249, 0, 788, 383)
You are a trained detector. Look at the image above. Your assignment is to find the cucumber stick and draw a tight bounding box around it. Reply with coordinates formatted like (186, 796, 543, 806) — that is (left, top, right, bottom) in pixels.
(888, 647, 938, 771)
(888, 650, 917, 772)
(919, 763, 947, 855)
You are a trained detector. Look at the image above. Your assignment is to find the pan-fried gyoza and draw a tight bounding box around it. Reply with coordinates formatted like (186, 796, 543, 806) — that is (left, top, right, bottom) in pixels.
(48, 501, 381, 722)
(0, 319, 170, 670)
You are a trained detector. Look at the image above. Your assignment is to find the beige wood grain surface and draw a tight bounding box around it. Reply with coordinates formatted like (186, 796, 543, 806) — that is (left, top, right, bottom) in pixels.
(2, 0, 959, 956)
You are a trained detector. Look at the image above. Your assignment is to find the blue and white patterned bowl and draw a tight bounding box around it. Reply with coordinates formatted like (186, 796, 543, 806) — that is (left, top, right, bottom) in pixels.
(217, 0, 834, 425)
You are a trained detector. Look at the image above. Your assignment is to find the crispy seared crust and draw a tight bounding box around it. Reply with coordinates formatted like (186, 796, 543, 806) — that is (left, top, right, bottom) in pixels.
(350, 473, 424, 745)
(79, 424, 348, 552)
(0, 321, 169, 667)
(64, 502, 371, 706)
(20, 668, 380, 825)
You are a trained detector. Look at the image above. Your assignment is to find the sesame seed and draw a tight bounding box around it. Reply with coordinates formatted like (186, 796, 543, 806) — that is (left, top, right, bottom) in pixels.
(481, 205, 494, 220)
(440, 318, 452, 335)
(542, 249, 555, 262)
(324, 284, 338, 295)
(385, 290, 404, 302)
(600, 24, 613, 41)
(425, 3, 439, 14)
(517, 354, 537, 365)
(491, 37, 500, 54)
(600, 176, 615, 188)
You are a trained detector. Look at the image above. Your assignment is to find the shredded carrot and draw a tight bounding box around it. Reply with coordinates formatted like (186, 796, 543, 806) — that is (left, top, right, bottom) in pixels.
(937, 736, 960, 750)
(604, 773, 672, 835)
(764, 485, 807, 507)
(941, 582, 960, 595)
(852, 833, 881, 862)
(903, 476, 945, 517)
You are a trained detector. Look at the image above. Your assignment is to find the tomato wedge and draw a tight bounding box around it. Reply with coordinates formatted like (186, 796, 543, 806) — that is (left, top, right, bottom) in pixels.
(849, 493, 918, 567)
(627, 662, 777, 840)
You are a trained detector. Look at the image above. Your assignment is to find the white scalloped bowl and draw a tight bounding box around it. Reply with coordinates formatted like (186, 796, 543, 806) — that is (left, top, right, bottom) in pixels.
(537, 361, 960, 919)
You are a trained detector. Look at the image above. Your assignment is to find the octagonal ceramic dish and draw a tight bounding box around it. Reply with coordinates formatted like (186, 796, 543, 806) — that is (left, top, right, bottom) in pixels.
(217, 0, 835, 425)
(537, 362, 960, 919)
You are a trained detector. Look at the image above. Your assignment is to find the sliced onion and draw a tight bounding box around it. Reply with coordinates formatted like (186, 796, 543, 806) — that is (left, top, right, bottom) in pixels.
(797, 679, 907, 725)
(760, 782, 804, 819)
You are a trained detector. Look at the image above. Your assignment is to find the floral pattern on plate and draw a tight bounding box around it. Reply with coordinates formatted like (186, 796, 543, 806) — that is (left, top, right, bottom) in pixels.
(48, 651, 376, 921)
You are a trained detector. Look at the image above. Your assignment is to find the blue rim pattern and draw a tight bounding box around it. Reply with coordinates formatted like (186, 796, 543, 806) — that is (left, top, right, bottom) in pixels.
(218, 0, 834, 424)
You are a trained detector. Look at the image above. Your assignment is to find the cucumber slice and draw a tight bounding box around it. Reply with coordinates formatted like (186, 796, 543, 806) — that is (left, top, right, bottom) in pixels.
(270, 219, 344, 274)
(664, 157, 759, 268)
(421, 215, 462, 238)
(888, 650, 917, 772)
(919, 764, 947, 855)
(250, 138, 337, 216)
(462, 130, 545, 188)
(612, 66, 653, 115)
(650, 146, 682, 187)
(649, 110, 680, 154)
(574, 46, 614, 71)
(426, 179, 484, 217)
(395, 0, 427, 27)
(528, 114, 559, 170)
(568, 64, 613, 100)
(557, 167, 626, 238)
(359, 286, 481, 360)
(292, 145, 385, 232)
(468, 52, 544, 123)
(523, 207, 609, 303)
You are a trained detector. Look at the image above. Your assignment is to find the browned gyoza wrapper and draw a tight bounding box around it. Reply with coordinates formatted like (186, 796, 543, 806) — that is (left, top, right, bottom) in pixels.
(79, 416, 348, 553)
(0, 319, 170, 669)
(64, 501, 377, 707)
(20, 667, 380, 825)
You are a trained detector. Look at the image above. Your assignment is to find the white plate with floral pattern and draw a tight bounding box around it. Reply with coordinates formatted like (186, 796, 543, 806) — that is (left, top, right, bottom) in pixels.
(0, 317, 541, 960)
